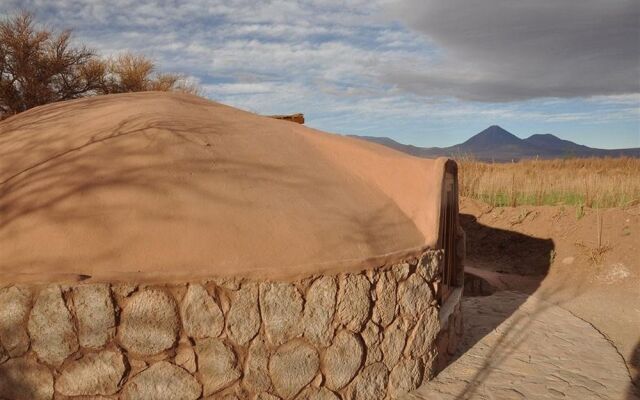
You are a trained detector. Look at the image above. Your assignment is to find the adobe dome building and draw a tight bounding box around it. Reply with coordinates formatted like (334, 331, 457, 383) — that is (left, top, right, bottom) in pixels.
(0, 92, 464, 400)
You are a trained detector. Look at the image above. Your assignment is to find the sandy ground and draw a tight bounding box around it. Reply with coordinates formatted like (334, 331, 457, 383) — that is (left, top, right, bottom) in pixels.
(406, 291, 635, 399)
(411, 198, 639, 399)
(461, 197, 640, 376)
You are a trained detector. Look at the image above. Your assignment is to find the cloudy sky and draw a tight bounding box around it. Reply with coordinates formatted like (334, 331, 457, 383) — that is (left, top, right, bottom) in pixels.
(2, 0, 639, 148)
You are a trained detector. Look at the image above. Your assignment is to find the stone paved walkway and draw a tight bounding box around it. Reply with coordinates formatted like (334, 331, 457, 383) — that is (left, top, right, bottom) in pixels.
(403, 291, 636, 400)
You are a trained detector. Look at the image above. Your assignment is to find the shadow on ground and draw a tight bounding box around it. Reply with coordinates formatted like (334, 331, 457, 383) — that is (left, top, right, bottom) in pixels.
(418, 213, 637, 399)
(460, 213, 554, 276)
(426, 213, 554, 399)
(453, 213, 554, 357)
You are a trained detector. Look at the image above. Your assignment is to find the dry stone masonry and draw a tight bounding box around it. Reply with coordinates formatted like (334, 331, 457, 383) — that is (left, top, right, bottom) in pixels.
(0, 249, 462, 400)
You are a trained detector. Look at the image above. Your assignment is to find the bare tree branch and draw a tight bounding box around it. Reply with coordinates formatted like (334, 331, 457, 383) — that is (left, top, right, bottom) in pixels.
(0, 11, 202, 119)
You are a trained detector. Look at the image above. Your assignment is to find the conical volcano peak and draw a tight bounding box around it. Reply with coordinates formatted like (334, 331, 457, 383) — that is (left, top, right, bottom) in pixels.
(461, 125, 523, 148)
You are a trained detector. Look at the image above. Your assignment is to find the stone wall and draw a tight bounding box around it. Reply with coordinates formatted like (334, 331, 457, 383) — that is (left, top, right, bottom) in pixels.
(0, 249, 462, 400)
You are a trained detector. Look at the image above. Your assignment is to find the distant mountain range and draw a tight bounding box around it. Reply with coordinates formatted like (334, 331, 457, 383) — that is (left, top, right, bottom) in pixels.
(351, 125, 640, 162)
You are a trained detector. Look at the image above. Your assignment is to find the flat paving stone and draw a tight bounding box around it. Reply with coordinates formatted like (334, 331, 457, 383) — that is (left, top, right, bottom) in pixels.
(403, 291, 633, 400)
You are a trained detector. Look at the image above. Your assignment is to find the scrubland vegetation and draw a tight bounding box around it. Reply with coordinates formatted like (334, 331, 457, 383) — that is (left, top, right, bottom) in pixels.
(0, 12, 199, 119)
(458, 157, 640, 208)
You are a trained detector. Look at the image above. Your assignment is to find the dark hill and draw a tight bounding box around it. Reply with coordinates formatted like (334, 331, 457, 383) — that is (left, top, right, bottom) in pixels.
(351, 126, 640, 162)
(523, 133, 591, 153)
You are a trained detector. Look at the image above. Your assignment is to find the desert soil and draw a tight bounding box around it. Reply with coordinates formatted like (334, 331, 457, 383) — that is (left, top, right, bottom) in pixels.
(407, 291, 634, 399)
(406, 198, 640, 399)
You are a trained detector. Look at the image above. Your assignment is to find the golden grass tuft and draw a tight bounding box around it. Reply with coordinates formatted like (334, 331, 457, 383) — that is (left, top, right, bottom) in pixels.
(457, 157, 640, 208)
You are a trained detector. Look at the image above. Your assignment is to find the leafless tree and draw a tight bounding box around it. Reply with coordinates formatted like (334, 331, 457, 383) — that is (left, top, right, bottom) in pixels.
(0, 12, 105, 119)
(0, 12, 201, 120)
(101, 52, 200, 95)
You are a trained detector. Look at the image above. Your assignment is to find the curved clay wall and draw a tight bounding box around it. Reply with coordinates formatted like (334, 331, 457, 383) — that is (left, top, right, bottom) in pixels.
(0, 249, 462, 400)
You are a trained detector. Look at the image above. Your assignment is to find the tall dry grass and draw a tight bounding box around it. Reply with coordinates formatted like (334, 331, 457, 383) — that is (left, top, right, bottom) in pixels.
(458, 157, 640, 208)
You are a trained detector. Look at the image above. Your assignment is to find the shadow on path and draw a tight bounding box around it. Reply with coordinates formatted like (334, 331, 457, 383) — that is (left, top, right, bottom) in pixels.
(410, 213, 635, 399)
(409, 213, 636, 399)
(451, 213, 555, 359)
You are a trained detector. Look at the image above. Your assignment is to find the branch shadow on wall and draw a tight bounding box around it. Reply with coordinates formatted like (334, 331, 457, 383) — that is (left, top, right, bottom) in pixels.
(0, 93, 425, 282)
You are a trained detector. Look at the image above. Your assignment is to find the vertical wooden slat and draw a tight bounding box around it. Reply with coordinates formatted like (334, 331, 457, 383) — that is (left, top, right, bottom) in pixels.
(439, 161, 460, 305)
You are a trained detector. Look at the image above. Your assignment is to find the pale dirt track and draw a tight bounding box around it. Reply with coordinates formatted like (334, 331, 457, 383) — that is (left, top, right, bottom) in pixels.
(404, 291, 637, 400)
(404, 198, 640, 400)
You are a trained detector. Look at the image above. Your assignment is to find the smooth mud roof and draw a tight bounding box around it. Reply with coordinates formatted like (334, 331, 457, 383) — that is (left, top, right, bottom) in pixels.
(0, 92, 448, 283)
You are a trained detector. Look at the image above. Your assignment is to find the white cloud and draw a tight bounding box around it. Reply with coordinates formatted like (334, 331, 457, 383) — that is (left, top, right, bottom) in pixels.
(1, 0, 637, 147)
(204, 82, 275, 95)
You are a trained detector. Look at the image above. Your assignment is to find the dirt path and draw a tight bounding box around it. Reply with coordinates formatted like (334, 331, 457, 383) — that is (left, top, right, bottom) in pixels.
(405, 198, 640, 399)
(404, 291, 636, 400)
(459, 198, 640, 381)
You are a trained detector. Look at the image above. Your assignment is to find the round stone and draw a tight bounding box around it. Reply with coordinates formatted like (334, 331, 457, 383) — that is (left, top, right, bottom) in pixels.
(336, 274, 371, 332)
(226, 284, 261, 346)
(322, 330, 364, 390)
(381, 318, 408, 370)
(175, 343, 197, 373)
(260, 282, 304, 346)
(28, 285, 78, 366)
(118, 289, 180, 356)
(391, 263, 410, 282)
(0, 358, 54, 400)
(71, 284, 116, 349)
(361, 321, 383, 365)
(303, 276, 337, 347)
(196, 338, 241, 396)
(269, 339, 319, 399)
(404, 307, 440, 358)
(243, 336, 272, 393)
(180, 284, 224, 339)
(373, 272, 397, 327)
(417, 250, 443, 282)
(388, 358, 424, 397)
(121, 361, 201, 400)
(344, 362, 389, 400)
(0, 286, 31, 357)
(55, 349, 126, 396)
(398, 273, 434, 321)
